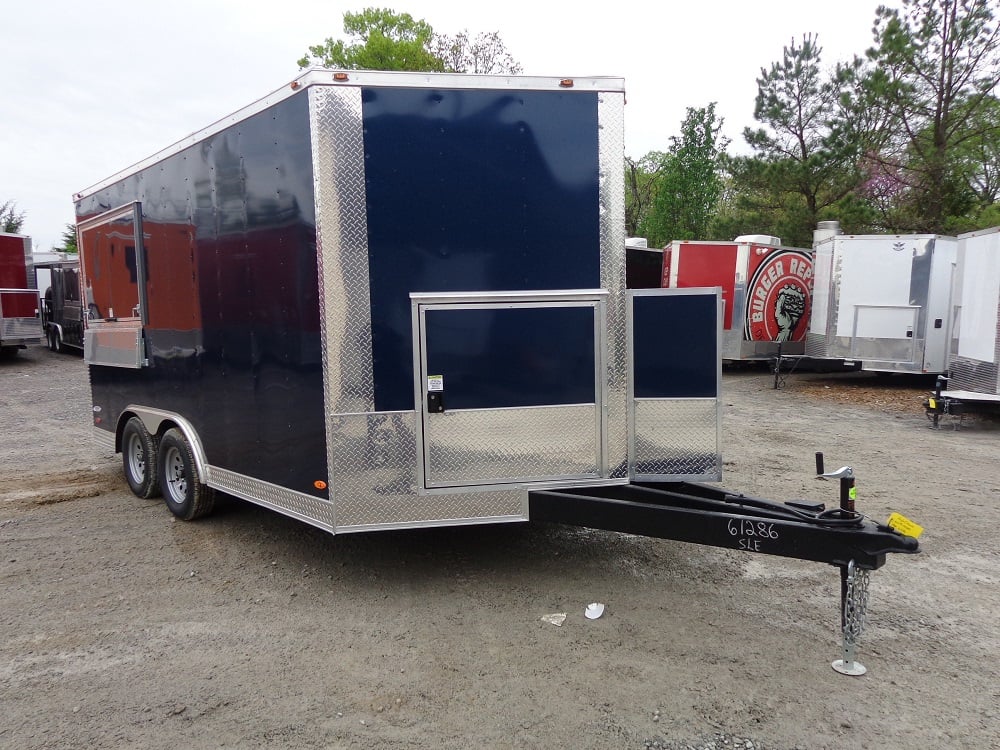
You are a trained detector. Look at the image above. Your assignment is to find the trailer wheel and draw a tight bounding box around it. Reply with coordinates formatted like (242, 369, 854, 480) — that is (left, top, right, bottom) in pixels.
(121, 417, 160, 499)
(158, 428, 215, 520)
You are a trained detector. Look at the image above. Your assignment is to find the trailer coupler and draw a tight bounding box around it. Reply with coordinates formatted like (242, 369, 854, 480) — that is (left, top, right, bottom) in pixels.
(529, 478, 920, 675)
(528, 481, 918, 570)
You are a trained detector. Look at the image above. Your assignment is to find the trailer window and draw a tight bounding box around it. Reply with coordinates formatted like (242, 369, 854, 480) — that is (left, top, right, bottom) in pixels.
(80, 212, 141, 320)
(64, 269, 80, 302)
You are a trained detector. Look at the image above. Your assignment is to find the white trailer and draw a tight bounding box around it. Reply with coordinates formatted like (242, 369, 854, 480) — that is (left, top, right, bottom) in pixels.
(943, 225, 1000, 403)
(806, 226, 957, 374)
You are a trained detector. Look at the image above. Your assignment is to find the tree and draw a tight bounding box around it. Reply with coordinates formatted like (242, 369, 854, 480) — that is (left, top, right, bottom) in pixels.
(432, 30, 522, 74)
(1, 200, 26, 233)
(624, 152, 668, 238)
(298, 8, 522, 75)
(641, 104, 728, 245)
(862, 0, 1000, 232)
(298, 8, 444, 72)
(56, 223, 78, 254)
(738, 34, 863, 244)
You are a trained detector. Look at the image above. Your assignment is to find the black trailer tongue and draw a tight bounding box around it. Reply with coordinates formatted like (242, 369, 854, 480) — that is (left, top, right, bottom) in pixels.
(529, 458, 920, 675)
(529, 481, 918, 570)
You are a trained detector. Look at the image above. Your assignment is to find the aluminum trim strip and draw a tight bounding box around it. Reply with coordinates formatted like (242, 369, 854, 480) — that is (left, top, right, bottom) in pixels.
(209, 467, 336, 532)
(599, 90, 628, 479)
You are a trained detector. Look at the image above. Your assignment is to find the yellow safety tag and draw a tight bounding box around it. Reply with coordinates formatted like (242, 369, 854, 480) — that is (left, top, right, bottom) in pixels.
(928, 398, 937, 409)
(849, 487, 857, 500)
(887, 512, 924, 538)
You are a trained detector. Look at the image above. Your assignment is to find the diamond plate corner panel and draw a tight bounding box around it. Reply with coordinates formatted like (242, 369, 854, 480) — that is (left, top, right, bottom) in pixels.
(425, 406, 599, 486)
(633, 399, 721, 479)
(329, 412, 524, 528)
(599, 91, 628, 479)
(210, 466, 337, 530)
(309, 85, 374, 417)
(949, 355, 1000, 394)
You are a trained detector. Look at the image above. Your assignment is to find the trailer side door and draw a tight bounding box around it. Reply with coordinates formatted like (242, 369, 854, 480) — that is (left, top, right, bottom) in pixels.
(412, 291, 606, 490)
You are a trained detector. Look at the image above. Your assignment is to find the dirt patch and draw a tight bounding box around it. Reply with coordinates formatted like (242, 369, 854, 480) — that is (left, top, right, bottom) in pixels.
(1, 345, 998, 750)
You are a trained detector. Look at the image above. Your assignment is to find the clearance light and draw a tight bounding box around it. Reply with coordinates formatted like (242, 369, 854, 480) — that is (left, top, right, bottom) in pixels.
(290, 81, 301, 90)
(333, 72, 350, 82)
(559, 79, 574, 88)
(314, 480, 328, 490)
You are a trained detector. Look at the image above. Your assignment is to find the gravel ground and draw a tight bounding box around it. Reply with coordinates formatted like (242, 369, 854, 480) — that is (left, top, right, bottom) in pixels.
(1, 345, 998, 750)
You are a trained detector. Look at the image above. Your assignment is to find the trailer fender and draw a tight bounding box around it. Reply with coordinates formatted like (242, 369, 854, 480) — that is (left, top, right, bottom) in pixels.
(119, 406, 210, 484)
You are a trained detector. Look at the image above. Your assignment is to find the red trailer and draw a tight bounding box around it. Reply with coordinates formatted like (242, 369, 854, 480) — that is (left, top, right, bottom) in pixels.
(661, 235, 813, 362)
(0, 232, 43, 357)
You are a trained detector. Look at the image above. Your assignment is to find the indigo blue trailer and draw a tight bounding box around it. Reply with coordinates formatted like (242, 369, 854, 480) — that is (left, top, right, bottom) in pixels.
(73, 69, 732, 530)
(74, 73, 919, 670)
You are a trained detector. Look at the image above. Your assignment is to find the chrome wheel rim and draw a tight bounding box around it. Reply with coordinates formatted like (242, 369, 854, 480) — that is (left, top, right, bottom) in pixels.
(126, 433, 145, 482)
(163, 446, 187, 504)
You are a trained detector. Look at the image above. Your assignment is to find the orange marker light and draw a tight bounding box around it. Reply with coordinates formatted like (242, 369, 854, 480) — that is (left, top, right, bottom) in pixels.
(314, 480, 328, 490)
(333, 72, 350, 81)
(559, 79, 574, 88)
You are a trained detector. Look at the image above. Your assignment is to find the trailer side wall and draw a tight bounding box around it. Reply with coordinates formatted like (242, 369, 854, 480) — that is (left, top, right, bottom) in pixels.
(76, 93, 327, 497)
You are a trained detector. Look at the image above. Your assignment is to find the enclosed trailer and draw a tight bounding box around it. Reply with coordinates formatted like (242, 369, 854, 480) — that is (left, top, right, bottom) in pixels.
(661, 236, 813, 361)
(806, 230, 957, 374)
(73, 69, 738, 531)
(625, 237, 663, 289)
(37, 257, 84, 352)
(943, 225, 1000, 403)
(73, 73, 918, 666)
(0, 232, 42, 357)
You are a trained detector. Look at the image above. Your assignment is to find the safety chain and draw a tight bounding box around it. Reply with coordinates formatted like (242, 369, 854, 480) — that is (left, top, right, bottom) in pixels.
(843, 560, 871, 647)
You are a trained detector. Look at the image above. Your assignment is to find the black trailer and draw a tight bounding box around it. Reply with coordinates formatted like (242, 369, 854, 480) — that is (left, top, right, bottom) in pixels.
(37, 258, 84, 352)
(75, 70, 918, 671)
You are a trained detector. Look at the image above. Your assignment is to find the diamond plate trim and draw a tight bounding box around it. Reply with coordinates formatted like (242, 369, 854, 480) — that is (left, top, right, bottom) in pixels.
(1, 316, 43, 340)
(309, 85, 374, 417)
(92, 427, 115, 452)
(599, 92, 628, 479)
(328, 412, 524, 528)
(425, 406, 600, 486)
(210, 466, 336, 531)
(633, 399, 721, 480)
(950, 356, 1000, 394)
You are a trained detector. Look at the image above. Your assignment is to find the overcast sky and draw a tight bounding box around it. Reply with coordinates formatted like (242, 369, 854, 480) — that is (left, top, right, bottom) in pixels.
(2, 0, 885, 252)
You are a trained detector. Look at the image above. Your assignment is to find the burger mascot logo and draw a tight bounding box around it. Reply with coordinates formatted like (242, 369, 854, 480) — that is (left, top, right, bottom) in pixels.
(744, 249, 812, 343)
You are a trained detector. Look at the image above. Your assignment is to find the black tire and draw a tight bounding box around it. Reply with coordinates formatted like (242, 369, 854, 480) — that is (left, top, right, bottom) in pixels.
(0, 346, 19, 360)
(46, 328, 56, 351)
(52, 329, 63, 353)
(121, 417, 160, 499)
(157, 428, 215, 520)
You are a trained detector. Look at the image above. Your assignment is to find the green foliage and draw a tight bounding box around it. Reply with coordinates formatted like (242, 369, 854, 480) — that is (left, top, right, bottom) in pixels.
(57, 223, 78, 254)
(860, 0, 1000, 232)
(298, 8, 444, 71)
(641, 104, 728, 246)
(298, 8, 522, 75)
(624, 152, 668, 238)
(726, 35, 863, 246)
(1, 200, 26, 234)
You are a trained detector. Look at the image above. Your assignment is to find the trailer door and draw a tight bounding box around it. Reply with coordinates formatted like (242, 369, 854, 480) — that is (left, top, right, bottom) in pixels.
(628, 288, 722, 481)
(412, 291, 605, 490)
(78, 203, 149, 368)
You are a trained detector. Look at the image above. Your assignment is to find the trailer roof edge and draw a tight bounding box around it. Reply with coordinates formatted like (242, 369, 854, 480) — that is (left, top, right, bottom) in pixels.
(73, 69, 626, 202)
